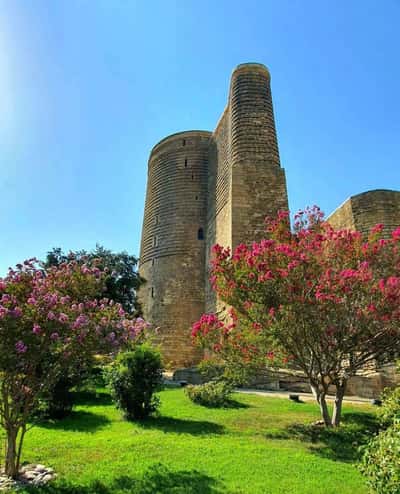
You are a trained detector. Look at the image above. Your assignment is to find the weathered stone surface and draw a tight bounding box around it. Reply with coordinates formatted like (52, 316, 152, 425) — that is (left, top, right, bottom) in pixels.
(328, 189, 400, 237)
(172, 367, 205, 385)
(139, 130, 211, 367)
(139, 63, 288, 367)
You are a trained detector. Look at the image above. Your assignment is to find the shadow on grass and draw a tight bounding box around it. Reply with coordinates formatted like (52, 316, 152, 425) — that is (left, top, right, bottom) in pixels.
(138, 416, 225, 435)
(38, 410, 111, 433)
(72, 390, 113, 407)
(265, 410, 379, 462)
(22, 464, 228, 494)
(204, 398, 249, 410)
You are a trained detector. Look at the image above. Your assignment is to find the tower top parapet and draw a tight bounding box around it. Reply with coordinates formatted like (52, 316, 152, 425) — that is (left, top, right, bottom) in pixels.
(150, 130, 212, 157)
(232, 62, 271, 78)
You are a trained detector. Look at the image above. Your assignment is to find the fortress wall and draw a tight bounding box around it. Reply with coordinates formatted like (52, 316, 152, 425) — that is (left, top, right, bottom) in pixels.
(229, 64, 288, 247)
(328, 189, 400, 237)
(328, 198, 355, 231)
(327, 189, 400, 396)
(139, 131, 211, 366)
(351, 189, 400, 236)
(205, 107, 232, 313)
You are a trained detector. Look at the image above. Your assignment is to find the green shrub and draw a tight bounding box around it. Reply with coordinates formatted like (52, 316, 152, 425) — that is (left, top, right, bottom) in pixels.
(197, 357, 253, 386)
(39, 376, 75, 419)
(105, 344, 163, 420)
(185, 381, 233, 407)
(39, 362, 102, 419)
(197, 359, 226, 382)
(359, 420, 400, 494)
(378, 386, 400, 426)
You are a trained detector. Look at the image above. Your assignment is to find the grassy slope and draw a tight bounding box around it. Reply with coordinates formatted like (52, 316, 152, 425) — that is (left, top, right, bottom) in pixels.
(15, 388, 375, 494)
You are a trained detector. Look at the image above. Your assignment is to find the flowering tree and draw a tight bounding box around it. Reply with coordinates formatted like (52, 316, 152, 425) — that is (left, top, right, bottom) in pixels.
(0, 259, 147, 478)
(43, 246, 145, 418)
(192, 207, 400, 427)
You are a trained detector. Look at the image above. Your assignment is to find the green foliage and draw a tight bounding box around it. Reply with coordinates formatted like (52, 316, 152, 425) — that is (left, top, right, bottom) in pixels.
(41, 245, 145, 420)
(40, 362, 108, 420)
(185, 381, 233, 408)
(377, 386, 400, 426)
(197, 357, 253, 387)
(197, 359, 226, 382)
(360, 364, 400, 493)
(40, 376, 75, 420)
(105, 344, 163, 420)
(359, 421, 400, 494)
(45, 245, 144, 314)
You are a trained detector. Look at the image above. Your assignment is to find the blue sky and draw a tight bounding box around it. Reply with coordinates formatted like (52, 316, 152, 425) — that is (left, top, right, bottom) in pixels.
(0, 0, 399, 275)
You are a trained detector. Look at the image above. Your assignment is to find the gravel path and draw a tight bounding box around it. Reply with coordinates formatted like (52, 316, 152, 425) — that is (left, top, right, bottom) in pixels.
(236, 388, 373, 405)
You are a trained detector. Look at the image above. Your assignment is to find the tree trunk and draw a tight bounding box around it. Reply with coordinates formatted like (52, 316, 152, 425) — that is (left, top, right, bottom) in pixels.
(332, 381, 347, 427)
(5, 427, 19, 479)
(310, 383, 332, 426)
(16, 424, 27, 474)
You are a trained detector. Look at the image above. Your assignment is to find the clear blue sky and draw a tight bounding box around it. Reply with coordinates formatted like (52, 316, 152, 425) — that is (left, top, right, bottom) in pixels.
(1, 0, 399, 275)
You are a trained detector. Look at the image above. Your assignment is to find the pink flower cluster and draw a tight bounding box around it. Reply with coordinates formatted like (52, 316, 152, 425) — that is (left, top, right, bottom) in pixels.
(0, 258, 148, 362)
(193, 206, 400, 368)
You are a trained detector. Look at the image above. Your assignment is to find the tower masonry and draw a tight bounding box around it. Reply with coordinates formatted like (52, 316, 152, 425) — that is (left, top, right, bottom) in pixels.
(139, 63, 288, 367)
(328, 189, 400, 237)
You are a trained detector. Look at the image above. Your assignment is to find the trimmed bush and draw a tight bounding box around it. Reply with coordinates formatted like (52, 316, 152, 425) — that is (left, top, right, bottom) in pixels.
(105, 344, 163, 420)
(359, 420, 400, 494)
(185, 381, 233, 407)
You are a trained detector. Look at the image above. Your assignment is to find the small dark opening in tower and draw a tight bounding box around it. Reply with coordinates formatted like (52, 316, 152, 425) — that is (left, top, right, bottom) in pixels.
(184, 158, 188, 168)
(195, 195, 198, 200)
(182, 139, 186, 146)
(151, 258, 155, 266)
(198, 228, 204, 240)
(191, 174, 194, 180)
(151, 287, 154, 298)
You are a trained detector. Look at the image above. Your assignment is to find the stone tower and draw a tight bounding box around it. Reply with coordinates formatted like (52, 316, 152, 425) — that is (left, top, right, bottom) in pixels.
(139, 63, 288, 367)
(328, 189, 400, 238)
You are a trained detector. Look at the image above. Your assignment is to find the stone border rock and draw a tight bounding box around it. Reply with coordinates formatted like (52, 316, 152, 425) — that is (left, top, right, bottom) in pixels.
(0, 464, 56, 491)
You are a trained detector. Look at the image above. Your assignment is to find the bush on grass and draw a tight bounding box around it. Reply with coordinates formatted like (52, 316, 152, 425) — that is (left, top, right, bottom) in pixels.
(377, 386, 400, 427)
(105, 344, 163, 420)
(185, 381, 233, 407)
(359, 420, 400, 494)
(360, 363, 400, 494)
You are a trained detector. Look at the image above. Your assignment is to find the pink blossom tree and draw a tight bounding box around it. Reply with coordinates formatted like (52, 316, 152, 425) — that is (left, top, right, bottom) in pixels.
(192, 207, 400, 427)
(0, 259, 147, 478)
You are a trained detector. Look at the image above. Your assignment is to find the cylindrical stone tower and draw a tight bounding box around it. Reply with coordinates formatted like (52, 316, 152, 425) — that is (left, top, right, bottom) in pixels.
(230, 63, 280, 168)
(139, 130, 211, 367)
(229, 63, 288, 247)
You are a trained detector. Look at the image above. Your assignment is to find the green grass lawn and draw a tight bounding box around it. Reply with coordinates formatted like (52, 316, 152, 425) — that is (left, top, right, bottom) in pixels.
(13, 388, 376, 493)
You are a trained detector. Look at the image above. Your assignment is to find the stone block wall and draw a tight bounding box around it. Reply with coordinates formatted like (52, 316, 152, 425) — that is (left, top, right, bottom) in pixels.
(229, 64, 288, 248)
(328, 189, 400, 236)
(139, 130, 211, 366)
(205, 64, 289, 314)
(139, 63, 288, 366)
(327, 189, 400, 396)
